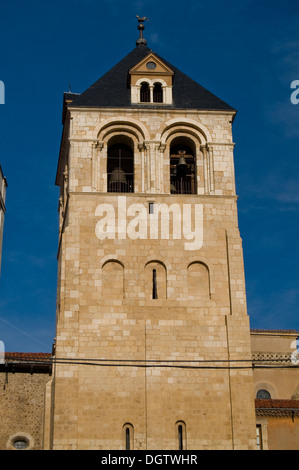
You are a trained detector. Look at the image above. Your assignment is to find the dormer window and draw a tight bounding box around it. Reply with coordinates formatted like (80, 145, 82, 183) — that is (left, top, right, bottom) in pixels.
(129, 53, 174, 105)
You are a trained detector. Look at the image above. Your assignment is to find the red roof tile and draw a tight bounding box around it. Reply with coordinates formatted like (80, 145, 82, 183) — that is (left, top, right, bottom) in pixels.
(5, 352, 52, 361)
(255, 399, 299, 409)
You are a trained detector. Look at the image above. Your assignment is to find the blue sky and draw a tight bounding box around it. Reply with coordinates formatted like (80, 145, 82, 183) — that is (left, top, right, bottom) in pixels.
(0, 0, 298, 352)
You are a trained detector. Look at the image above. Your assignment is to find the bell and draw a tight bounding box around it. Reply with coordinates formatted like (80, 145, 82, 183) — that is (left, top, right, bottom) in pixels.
(109, 168, 127, 184)
(178, 156, 187, 168)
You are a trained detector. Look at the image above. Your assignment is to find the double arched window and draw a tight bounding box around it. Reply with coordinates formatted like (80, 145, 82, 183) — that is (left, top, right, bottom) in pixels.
(140, 82, 164, 103)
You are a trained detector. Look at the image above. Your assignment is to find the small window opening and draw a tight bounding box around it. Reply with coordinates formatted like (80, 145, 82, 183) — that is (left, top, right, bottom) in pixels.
(12, 437, 29, 450)
(256, 425, 263, 450)
(123, 423, 133, 450)
(152, 269, 158, 299)
(149, 202, 154, 214)
(178, 425, 183, 450)
(153, 83, 163, 103)
(125, 427, 130, 450)
(140, 82, 150, 102)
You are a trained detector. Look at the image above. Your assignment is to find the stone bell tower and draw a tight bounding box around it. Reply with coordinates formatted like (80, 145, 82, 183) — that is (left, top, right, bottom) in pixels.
(47, 19, 257, 450)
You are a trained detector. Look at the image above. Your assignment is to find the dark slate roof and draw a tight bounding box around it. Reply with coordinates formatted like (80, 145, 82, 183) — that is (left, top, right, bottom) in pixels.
(68, 45, 235, 112)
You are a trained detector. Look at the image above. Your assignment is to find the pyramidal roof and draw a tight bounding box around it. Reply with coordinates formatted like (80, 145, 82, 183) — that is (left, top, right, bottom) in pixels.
(68, 44, 235, 112)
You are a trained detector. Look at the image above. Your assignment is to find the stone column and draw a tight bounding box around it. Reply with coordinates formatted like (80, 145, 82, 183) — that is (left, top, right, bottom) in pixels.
(138, 143, 146, 193)
(207, 144, 215, 194)
(201, 144, 209, 194)
(159, 143, 166, 193)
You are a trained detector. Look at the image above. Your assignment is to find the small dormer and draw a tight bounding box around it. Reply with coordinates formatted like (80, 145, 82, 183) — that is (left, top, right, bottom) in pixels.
(129, 52, 174, 105)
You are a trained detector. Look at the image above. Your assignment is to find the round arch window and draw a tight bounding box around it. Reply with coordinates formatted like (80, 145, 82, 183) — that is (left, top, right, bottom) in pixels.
(256, 389, 271, 399)
(13, 438, 29, 450)
(8, 433, 33, 450)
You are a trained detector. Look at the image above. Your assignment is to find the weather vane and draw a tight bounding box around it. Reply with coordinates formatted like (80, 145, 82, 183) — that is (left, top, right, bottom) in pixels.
(136, 15, 149, 46)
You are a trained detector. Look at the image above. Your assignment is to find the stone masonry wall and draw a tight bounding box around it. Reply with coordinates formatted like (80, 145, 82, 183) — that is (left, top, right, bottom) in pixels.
(0, 371, 51, 450)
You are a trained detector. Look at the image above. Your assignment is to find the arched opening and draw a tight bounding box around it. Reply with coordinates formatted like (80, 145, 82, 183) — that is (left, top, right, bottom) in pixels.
(107, 137, 134, 193)
(140, 82, 150, 102)
(170, 137, 196, 194)
(123, 423, 134, 450)
(145, 261, 167, 300)
(187, 262, 210, 301)
(256, 389, 271, 399)
(176, 421, 187, 450)
(102, 260, 124, 302)
(152, 269, 158, 299)
(153, 83, 163, 103)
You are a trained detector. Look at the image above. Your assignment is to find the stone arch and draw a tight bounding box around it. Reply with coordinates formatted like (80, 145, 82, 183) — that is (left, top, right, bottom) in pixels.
(158, 117, 212, 144)
(136, 77, 152, 87)
(254, 381, 278, 400)
(158, 122, 209, 195)
(135, 77, 168, 88)
(101, 259, 124, 302)
(187, 261, 210, 301)
(144, 255, 172, 272)
(94, 118, 150, 194)
(95, 116, 150, 143)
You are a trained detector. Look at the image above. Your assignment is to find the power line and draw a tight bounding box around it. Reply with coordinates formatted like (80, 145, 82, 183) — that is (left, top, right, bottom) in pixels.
(3, 356, 299, 370)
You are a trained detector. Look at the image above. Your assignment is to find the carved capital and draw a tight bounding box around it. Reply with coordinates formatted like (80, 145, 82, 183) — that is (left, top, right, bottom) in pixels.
(92, 140, 104, 150)
(143, 141, 152, 151)
(138, 142, 145, 151)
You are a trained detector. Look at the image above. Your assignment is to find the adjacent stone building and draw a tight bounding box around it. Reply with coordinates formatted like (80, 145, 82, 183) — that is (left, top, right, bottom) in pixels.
(252, 329, 299, 450)
(0, 353, 52, 450)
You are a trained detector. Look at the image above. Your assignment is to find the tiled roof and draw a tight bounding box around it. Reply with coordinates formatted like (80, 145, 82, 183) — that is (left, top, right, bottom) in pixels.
(255, 399, 299, 417)
(5, 352, 52, 362)
(256, 399, 299, 409)
(68, 45, 235, 112)
(1, 352, 52, 373)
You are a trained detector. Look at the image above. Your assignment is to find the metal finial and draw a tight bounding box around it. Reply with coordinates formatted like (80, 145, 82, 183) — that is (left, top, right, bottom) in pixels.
(136, 15, 149, 46)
